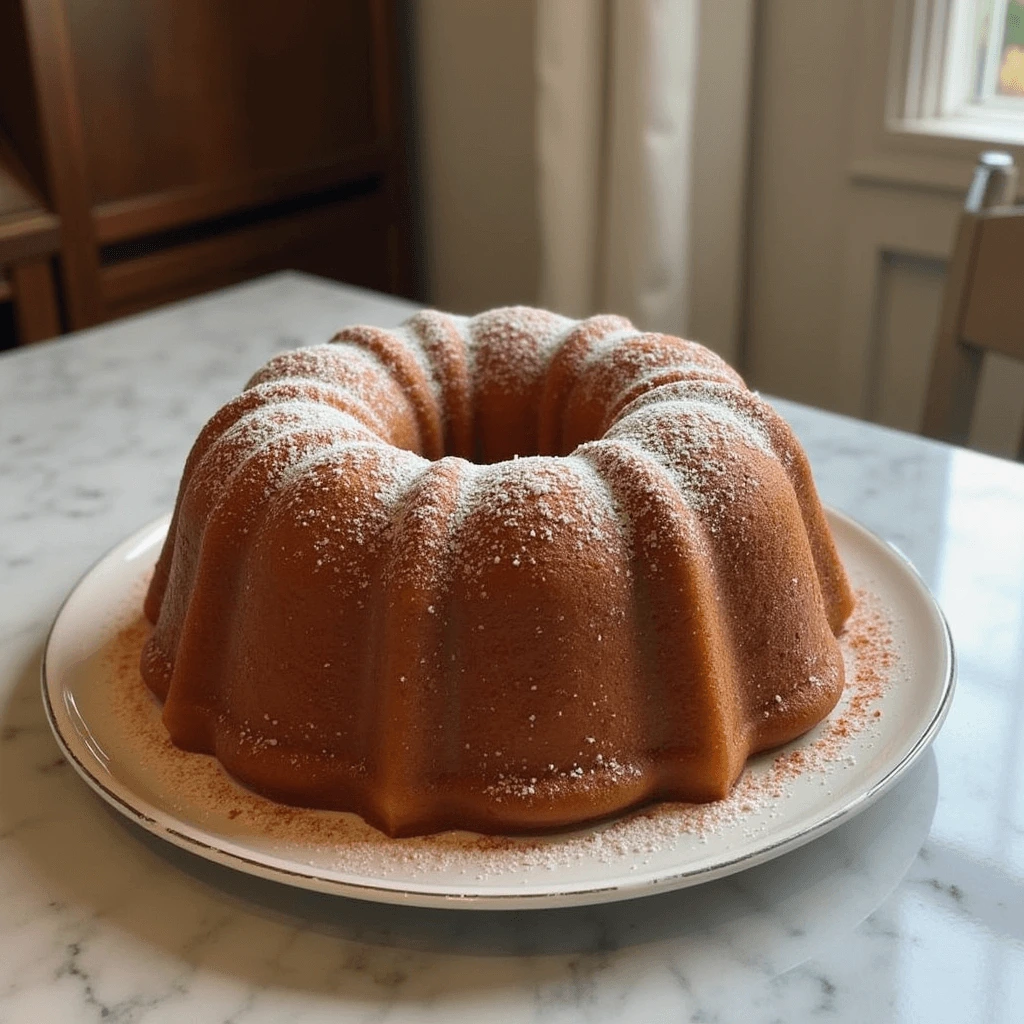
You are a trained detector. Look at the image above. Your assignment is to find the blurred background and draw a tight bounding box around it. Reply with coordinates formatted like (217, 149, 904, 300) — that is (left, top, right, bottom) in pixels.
(1, 0, 1023, 456)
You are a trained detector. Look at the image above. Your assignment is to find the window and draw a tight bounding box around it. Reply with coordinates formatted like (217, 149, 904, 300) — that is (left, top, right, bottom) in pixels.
(971, 0, 1024, 102)
(892, 0, 1024, 143)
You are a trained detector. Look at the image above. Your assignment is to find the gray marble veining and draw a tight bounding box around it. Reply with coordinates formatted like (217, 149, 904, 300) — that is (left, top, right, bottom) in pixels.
(1, 272, 1021, 1022)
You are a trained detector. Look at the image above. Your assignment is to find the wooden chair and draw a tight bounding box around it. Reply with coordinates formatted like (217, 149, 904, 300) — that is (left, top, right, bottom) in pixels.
(922, 152, 1024, 458)
(0, 130, 61, 344)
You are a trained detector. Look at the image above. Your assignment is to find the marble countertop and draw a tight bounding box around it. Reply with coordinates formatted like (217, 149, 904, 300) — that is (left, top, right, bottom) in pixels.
(1, 272, 1021, 1022)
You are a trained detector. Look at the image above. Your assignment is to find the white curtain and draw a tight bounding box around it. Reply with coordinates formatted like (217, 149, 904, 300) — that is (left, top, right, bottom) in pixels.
(536, 0, 700, 335)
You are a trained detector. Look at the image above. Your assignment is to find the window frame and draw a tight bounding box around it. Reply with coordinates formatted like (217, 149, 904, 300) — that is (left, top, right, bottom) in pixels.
(890, 0, 1024, 146)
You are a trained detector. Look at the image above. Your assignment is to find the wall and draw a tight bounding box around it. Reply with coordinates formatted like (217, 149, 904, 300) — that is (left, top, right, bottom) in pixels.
(745, 0, 1024, 458)
(744, 1, 857, 406)
(687, 0, 754, 366)
(412, 0, 540, 313)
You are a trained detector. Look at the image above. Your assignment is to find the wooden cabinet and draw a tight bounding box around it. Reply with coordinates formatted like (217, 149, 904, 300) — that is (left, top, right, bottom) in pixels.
(0, 0, 412, 337)
(0, 130, 61, 345)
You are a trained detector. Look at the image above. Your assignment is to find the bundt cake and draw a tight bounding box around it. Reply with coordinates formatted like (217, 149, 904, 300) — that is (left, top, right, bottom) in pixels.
(141, 307, 855, 837)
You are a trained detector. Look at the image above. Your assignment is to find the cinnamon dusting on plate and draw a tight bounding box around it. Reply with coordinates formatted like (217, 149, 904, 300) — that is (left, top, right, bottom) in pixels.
(103, 585, 897, 878)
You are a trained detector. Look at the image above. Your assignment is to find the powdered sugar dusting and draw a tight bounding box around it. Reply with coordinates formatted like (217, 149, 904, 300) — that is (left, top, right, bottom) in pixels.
(599, 395, 773, 520)
(145, 308, 867, 844)
(467, 306, 574, 390)
(184, 309, 796, 581)
(106, 586, 898, 882)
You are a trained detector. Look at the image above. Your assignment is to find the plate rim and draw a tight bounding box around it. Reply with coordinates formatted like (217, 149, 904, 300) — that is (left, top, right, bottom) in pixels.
(41, 508, 956, 910)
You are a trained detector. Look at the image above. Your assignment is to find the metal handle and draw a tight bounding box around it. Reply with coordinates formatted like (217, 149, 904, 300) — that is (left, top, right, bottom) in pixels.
(965, 151, 1018, 212)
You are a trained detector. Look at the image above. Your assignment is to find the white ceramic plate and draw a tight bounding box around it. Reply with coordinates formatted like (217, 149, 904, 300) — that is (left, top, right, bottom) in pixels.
(42, 509, 954, 910)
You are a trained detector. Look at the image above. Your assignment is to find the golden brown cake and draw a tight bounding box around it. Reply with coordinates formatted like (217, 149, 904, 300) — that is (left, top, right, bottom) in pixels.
(141, 307, 855, 837)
